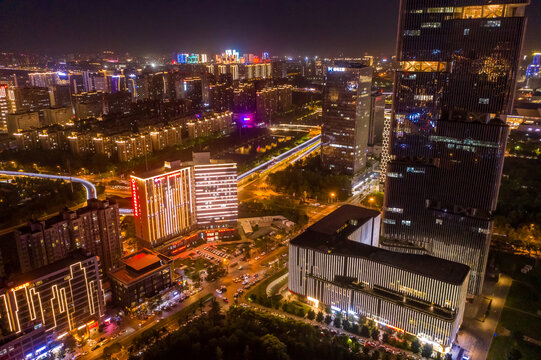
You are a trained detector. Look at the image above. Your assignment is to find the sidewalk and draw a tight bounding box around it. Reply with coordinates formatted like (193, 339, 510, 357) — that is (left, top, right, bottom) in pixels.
(456, 275, 512, 360)
(248, 302, 422, 359)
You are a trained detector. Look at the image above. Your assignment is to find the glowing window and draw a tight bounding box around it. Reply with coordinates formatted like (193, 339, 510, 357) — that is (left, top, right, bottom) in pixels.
(404, 30, 421, 36)
(421, 22, 441, 28)
(483, 5, 503, 18)
(462, 6, 483, 18)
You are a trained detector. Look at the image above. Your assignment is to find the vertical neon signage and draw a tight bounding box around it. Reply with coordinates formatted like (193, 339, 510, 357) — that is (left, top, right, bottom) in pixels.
(131, 178, 140, 217)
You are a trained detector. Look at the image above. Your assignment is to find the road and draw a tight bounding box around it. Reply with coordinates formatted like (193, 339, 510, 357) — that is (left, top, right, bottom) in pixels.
(0, 170, 97, 199)
(237, 133, 321, 181)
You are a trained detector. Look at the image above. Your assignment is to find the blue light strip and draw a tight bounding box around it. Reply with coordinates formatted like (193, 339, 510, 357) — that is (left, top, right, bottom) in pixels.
(237, 134, 321, 181)
(0, 170, 97, 199)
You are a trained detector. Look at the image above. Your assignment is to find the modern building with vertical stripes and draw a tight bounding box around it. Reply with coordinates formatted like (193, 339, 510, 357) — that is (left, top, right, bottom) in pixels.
(381, 0, 529, 295)
(131, 153, 238, 248)
(289, 205, 470, 352)
(131, 161, 196, 248)
(193, 153, 238, 229)
(0, 250, 105, 360)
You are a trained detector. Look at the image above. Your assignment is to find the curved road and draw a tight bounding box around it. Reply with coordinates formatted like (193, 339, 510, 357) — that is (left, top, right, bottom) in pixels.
(0, 170, 97, 199)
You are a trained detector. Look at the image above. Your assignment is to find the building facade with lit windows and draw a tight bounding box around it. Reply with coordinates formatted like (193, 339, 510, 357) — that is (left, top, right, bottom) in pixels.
(289, 205, 469, 353)
(381, 0, 529, 295)
(131, 162, 196, 248)
(193, 155, 238, 230)
(14, 199, 122, 275)
(0, 250, 105, 360)
(321, 62, 373, 177)
(131, 154, 238, 248)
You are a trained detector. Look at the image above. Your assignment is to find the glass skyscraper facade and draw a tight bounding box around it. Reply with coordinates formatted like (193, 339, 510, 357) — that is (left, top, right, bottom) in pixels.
(382, 0, 529, 295)
(321, 62, 373, 177)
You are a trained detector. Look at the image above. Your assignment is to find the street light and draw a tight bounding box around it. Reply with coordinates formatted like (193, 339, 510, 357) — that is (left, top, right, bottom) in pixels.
(329, 192, 335, 203)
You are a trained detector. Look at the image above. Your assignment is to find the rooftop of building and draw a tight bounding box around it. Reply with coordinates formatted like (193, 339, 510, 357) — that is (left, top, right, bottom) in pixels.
(110, 248, 172, 285)
(6, 249, 96, 287)
(17, 198, 118, 234)
(290, 205, 470, 286)
(132, 153, 236, 179)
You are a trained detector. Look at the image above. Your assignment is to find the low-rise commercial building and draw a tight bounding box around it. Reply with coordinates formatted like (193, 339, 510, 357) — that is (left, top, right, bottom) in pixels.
(289, 205, 470, 353)
(109, 248, 173, 309)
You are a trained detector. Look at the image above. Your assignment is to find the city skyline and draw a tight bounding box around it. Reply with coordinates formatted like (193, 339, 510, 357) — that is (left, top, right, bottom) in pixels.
(0, 0, 539, 56)
(0, 0, 539, 359)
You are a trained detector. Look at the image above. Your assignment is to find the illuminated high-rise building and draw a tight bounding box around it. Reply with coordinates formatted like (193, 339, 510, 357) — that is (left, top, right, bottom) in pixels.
(193, 153, 238, 229)
(131, 154, 238, 247)
(28, 72, 59, 88)
(0, 84, 9, 132)
(381, 0, 529, 295)
(131, 161, 197, 248)
(321, 62, 373, 177)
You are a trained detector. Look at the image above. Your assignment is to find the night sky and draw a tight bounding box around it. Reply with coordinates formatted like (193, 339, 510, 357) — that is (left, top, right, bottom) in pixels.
(0, 0, 540, 57)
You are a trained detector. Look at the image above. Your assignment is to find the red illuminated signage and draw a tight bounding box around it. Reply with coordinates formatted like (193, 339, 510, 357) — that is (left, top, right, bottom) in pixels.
(131, 178, 140, 217)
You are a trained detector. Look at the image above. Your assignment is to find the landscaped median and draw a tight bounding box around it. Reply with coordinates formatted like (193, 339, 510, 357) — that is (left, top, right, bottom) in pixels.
(246, 268, 288, 308)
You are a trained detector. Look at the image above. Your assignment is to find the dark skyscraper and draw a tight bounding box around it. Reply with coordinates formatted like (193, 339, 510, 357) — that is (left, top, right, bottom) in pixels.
(321, 62, 373, 177)
(382, 0, 529, 295)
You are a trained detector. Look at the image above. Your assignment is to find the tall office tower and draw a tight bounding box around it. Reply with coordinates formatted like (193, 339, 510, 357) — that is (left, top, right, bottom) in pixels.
(382, 0, 529, 295)
(131, 162, 197, 248)
(82, 70, 104, 92)
(368, 93, 386, 146)
(14, 199, 122, 274)
(0, 251, 105, 359)
(0, 84, 9, 132)
(131, 154, 238, 247)
(193, 153, 238, 229)
(106, 74, 127, 93)
(321, 62, 373, 177)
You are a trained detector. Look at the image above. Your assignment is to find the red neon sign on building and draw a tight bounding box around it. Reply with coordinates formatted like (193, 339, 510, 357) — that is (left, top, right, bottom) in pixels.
(131, 178, 140, 217)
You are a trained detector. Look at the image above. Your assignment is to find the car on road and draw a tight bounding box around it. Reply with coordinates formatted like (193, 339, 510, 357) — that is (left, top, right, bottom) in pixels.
(91, 345, 101, 351)
(223, 297, 229, 303)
